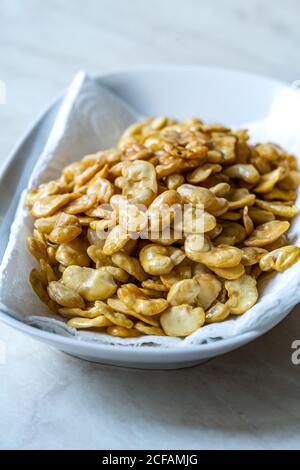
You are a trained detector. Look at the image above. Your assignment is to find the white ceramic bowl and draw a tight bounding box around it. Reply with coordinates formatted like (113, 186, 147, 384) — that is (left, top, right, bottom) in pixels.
(0, 65, 298, 369)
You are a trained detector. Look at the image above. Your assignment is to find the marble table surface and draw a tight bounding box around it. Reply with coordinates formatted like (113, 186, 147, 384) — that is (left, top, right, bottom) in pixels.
(1, 0, 300, 450)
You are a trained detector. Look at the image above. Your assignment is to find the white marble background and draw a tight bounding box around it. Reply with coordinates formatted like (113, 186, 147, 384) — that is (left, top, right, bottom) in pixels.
(1, 0, 300, 450)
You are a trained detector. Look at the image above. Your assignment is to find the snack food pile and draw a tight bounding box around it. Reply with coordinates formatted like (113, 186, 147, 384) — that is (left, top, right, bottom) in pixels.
(26, 117, 300, 338)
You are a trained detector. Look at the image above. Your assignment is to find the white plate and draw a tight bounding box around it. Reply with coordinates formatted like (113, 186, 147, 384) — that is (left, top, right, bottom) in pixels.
(0, 65, 297, 369)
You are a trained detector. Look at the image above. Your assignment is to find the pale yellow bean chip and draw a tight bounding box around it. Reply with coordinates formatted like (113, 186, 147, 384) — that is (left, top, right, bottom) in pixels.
(225, 274, 258, 314)
(160, 304, 205, 336)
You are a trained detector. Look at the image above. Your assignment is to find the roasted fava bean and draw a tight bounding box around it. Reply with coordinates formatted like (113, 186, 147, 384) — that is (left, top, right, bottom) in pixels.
(254, 167, 286, 193)
(185, 235, 242, 268)
(248, 207, 275, 224)
(241, 247, 268, 266)
(111, 252, 148, 282)
(167, 279, 202, 306)
(47, 281, 85, 308)
(62, 266, 117, 301)
(244, 221, 290, 247)
(27, 235, 48, 261)
(259, 246, 300, 272)
(226, 188, 256, 210)
(94, 301, 134, 328)
(139, 244, 185, 275)
(103, 225, 131, 255)
(67, 316, 113, 329)
(135, 321, 165, 336)
(208, 264, 245, 280)
(118, 284, 168, 316)
(225, 274, 258, 314)
(31, 193, 80, 218)
(160, 304, 205, 336)
(205, 302, 231, 323)
(106, 326, 141, 338)
(255, 200, 298, 218)
(107, 297, 160, 326)
(160, 263, 192, 289)
(224, 164, 260, 184)
(56, 239, 90, 267)
(192, 273, 222, 309)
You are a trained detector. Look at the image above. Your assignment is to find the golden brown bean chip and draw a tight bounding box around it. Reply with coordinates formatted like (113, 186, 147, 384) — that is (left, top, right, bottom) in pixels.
(187, 163, 222, 184)
(166, 173, 185, 190)
(224, 164, 260, 184)
(185, 235, 242, 268)
(103, 225, 131, 255)
(48, 213, 82, 244)
(94, 301, 134, 329)
(254, 167, 286, 193)
(47, 281, 85, 308)
(107, 297, 160, 326)
(205, 302, 231, 323)
(208, 264, 245, 280)
(244, 221, 290, 247)
(255, 200, 298, 218)
(87, 245, 112, 268)
(63, 266, 117, 301)
(98, 266, 129, 283)
(64, 193, 97, 215)
(59, 305, 102, 319)
(118, 284, 168, 316)
(242, 206, 254, 235)
(134, 322, 165, 336)
(139, 244, 185, 275)
(193, 273, 222, 309)
(106, 326, 141, 338)
(241, 247, 268, 266)
(68, 316, 113, 329)
(142, 279, 168, 292)
(111, 252, 148, 282)
(167, 279, 202, 306)
(226, 188, 256, 210)
(248, 207, 275, 224)
(160, 263, 192, 289)
(27, 236, 48, 261)
(31, 193, 80, 218)
(262, 188, 297, 201)
(259, 246, 300, 272)
(215, 222, 247, 245)
(29, 269, 57, 311)
(26, 116, 300, 337)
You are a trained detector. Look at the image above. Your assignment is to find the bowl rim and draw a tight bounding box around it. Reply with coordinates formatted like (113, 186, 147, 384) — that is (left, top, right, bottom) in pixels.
(0, 64, 293, 357)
